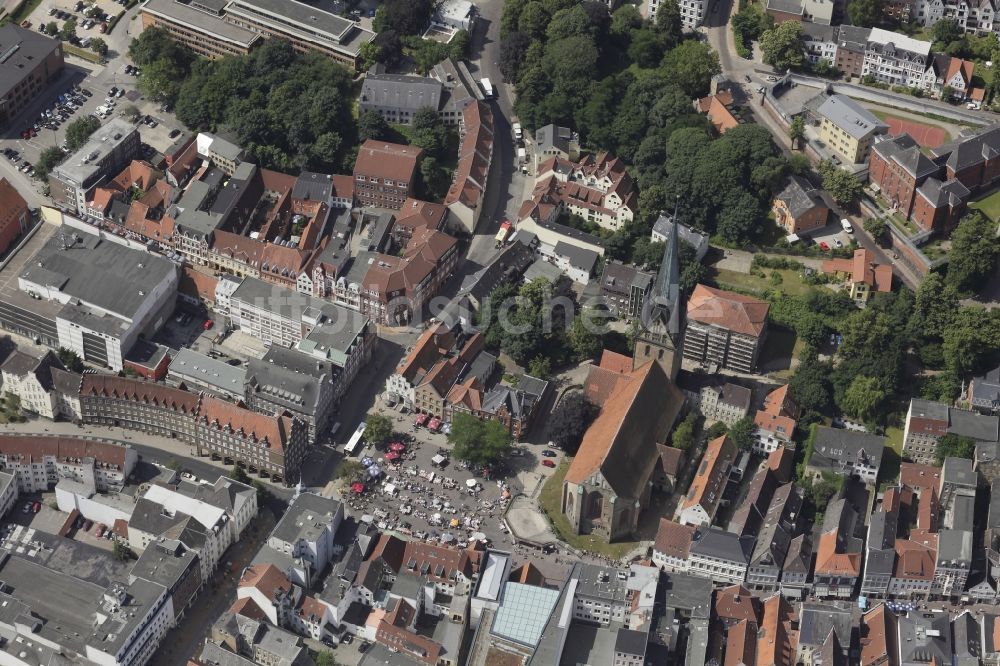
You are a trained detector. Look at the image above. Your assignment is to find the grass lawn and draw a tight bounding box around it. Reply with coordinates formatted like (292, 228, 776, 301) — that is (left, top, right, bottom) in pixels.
(885, 426, 904, 456)
(710, 267, 812, 297)
(970, 189, 1000, 222)
(536, 459, 642, 559)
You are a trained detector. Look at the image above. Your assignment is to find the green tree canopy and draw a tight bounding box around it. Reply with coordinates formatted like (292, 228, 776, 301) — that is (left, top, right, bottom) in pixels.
(363, 413, 393, 447)
(847, 0, 884, 27)
(819, 160, 863, 205)
(64, 116, 101, 153)
(728, 416, 755, 451)
(760, 21, 805, 71)
(448, 413, 512, 466)
(935, 433, 976, 465)
(946, 211, 1000, 294)
(547, 392, 599, 453)
(841, 375, 885, 423)
(661, 40, 721, 99)
(35, 146, 65, 182)
(671, 411, 701, 451)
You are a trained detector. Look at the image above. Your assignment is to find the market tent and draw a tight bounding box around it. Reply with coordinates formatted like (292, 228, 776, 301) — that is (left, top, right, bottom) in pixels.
(385, 452, 400, 462)
(415, 413, 429, 426)
(368, 465, 382, 477)
(389, 442, 407, 452)
(428, 417, 441, 431)
(465, 479, 477, 488)
(351, 483, 365, 494)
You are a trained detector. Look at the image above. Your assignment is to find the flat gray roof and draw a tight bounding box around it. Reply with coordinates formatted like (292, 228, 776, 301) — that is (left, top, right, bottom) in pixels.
(817, 94, 888, 140)
(225, 0, 374, 54)
(361, 73, 443, 113)
(270, 492, 340, 544)
(169, 347, 247, 395)
(51, 118, 138, 186)
(0, 27, 62, 100)
(19, 229, 176, 321)
(141, 0, 259, 46)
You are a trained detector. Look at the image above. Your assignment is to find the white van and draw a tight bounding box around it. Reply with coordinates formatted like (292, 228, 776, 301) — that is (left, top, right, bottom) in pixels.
(840, 218, 854, 233)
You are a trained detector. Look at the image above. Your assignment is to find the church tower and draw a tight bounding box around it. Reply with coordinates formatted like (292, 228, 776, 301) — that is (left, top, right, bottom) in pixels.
(633, 211, 683, 381)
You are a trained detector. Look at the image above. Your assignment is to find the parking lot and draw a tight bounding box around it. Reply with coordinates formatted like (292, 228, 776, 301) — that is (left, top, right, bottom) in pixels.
(342, 408, 566, 550)
(806, 220, 855, 251)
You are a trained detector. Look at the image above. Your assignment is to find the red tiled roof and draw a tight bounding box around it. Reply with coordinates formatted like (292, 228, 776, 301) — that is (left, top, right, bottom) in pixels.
(726, 619, 757, 666)
(653, 519, 696, 560)
(583, 362, 631, 408)
(297, 595, 328, 622)
(0, 434, 129, 468)
(767, 445, 795, 483)
(229, 596, 268, 621)
(821, 249, 891, 292)
(179, 266, 219, 302)
(395, 198, 448, 234)
(198, 395, 294, 451)
(331, 174, 354, 201)
(353, 140, 422, 182)
(893, 537, 936, 580)
(861, 605, 891, 666)
(598, 350, 633, 374)
(682, 435, 738, 515)
(239, 563, 291, 601)
(687, 284, 769, 337)
(81, 374, 200, 414)
(900, 462, 941, 493)
(715, 584, 761, 625)
(376, 621, 442, 665)
(757, 595, 798, 666)
(396, 323, 455, 383)
(657, 445, 684, 477)
(762, 385, 799, 420)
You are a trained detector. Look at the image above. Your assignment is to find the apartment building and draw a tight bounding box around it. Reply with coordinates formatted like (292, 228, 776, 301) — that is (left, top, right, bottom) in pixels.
(753, 385, 799, 454)
(804, 427, 884, 484)
(682, 284, 769, 374)
(772, 175, 830, 236)
(815, 94, 888, 164)
(862, 28, 933, 88)
(140, 0, 261, 59)
(533, 152, 638, 232)
(49, 118, 141, 214)
(903, 398, 1000, 465)
(77, 374, 307, 485)
(677, 434, 737, 527)
(600, 261, 654, 319)
(698, 382, 751, 426)
(245, 346, 337, 443)
(0, 26, 64, 129)
(352, 141, 423, 209)
(0, 433, 137, 494)
(687, 527, 753, 585)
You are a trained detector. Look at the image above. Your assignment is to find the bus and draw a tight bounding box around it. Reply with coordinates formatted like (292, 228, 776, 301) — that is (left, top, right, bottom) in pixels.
(345, 422, 366, 455)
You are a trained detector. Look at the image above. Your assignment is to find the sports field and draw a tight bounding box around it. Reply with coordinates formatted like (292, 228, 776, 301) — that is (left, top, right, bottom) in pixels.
(871, 112, 950, 149)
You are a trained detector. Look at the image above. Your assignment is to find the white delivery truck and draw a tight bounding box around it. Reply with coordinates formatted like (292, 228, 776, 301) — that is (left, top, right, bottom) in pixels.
(840, 218, 854, 233)
(512, 122, 523, 141)
(479, 77, 495, 99)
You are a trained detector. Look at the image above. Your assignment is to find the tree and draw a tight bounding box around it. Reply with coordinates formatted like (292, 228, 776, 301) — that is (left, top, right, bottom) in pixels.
(547, 392, 599, 453)
(864, 216, 887, 243)
(528, 356, 552, 378)
(931, 19, 964, 47)
(56, 347, 83, 372)
(568, 309, 605, 361)
(935, 433, 976, 465)
(661, 40, 721, 99)
(113, 542, 134, 561)
(841, 375, 885, 423)
(337, 460, 366, 483)
(90, 37, 108, 57)
(138, 57, 185, 104)
(807, 471, 844, 507)
(448, 413, 512, 466)
(946, 211, 1000, 294)
(500, 31, 533, 83)
(373, 0, 435, 35)
(60, 18, 77, 41)
(760, 21, 805, 71)
(450, 29, 471, 60)
(611, 4, 642, 35)
(45, 21, 58, 36)
(314, 651, 339, 666)
(847, 0, 884, 27)
(363, 413, 392, 446)
(912, 272, 959, 339)
(671, 411, 700, 451)
(728, 416, 755, 451)
(705, 421, 728, 441)
(653, 0, 683, 46)
(819, 160, 863, 205)
(358, 41, 380, 71)
(231, 465, 250, 484)
(418, 156, 450, 200)
(34, 146, 65, 182)
(359, 110, 391, 142)
(789, 348, 833, 414)
(121, 104, 142, 122)
(64, 116, 101, 152)
(789, 116, 805, 149)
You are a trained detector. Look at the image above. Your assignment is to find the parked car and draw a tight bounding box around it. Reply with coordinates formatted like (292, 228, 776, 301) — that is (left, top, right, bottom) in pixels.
(168, 128, 181, 139)
(21, 502, 31, 514)
(541, 460, 556, 468)
(833, 238, 844, 248)
(83, 519, 93, 530)
(32, 502, 40, 513)
(541, 450, 557, 457)
(203, 319, 214, 330)
(819, 241, 830, 251)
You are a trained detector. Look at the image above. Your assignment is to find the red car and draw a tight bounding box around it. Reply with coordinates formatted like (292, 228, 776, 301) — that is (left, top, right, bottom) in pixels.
(819, 241, 831, 251)
(20, 130, 28, 139)
(203, 319, 214, 330)
(541, 460, 556, 468)
(31, 501, 40, 513)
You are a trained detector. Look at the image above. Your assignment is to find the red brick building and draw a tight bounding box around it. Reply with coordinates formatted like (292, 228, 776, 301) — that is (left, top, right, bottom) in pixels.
(352, 141, 423, 210)
(0, 178, 29, 258)
(869, 134, 969, 235)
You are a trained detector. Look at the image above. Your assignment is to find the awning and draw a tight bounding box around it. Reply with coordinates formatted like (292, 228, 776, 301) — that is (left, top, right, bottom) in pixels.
(415, 413, 429, 426)
(351, 483, 365, 494)
(465, 479, 477, 488)
(431, 454, 447, 465)
(389, 442, 406, 453)
(385, 452, 401, 462)
(428, 418, 442, 431)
